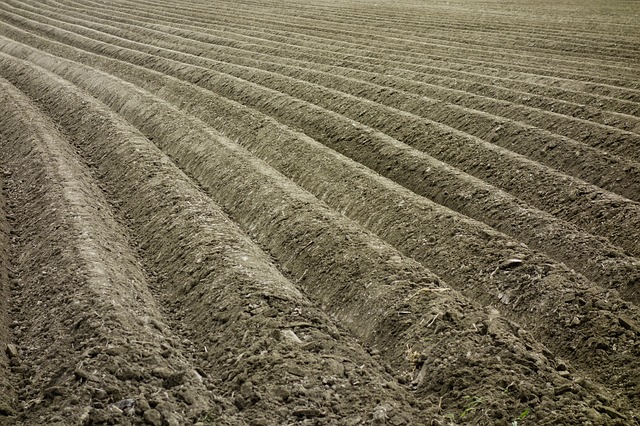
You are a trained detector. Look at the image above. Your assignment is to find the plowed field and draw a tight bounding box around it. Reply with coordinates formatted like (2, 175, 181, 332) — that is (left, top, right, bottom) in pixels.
(0, 0, 638, 424)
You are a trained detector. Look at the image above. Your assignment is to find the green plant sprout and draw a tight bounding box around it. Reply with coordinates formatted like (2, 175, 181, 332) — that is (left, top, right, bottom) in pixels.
(460, 396, 485, 418)
(511, 408, 531, 425)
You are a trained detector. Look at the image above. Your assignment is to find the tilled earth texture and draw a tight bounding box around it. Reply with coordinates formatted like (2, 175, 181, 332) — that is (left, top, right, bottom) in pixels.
(0, 0, 638, 425)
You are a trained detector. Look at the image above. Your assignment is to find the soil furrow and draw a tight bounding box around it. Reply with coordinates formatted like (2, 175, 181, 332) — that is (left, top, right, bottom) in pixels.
(0, 59, 442, 426)
(7, 37, 638, 413)
(102, 0, 640, 89)
(120, 5, 640, 140)
(80, 0, 640, 114)
(96, 52, 640, 303)
(2, 0, 639, 423)
(118, 20, 640, 192)
(142, 0, 640, 58)
(0, 75, 243, 425)
(179, 0, 640, 47)
(161, 0, 640, 42)
(42, 0, 640, 136)
(106, 0, 640, 57)
(12, 0, 640, 199)
(20, 0, 640, 100)
(76, 47, 640, 408)
(0, 139, 15, 418)
(101, 0, 640, 82)
(384, 66, 640, 119)
(1, 20, 639, 298)
(13, 15, 635, 258)
(2, 10, 640, 259)
(27, 0, 640, 119)
(0, 47, 628, 425)
(3, 20, 637, 290)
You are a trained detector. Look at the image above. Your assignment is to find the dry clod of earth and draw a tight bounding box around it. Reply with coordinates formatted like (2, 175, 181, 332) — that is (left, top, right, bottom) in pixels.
(0, 0, 639, 424)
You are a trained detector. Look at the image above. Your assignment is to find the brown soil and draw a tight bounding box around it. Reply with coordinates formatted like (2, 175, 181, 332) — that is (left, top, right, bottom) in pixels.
(0, 153, 13, 417)
(0, 0, 639, 425)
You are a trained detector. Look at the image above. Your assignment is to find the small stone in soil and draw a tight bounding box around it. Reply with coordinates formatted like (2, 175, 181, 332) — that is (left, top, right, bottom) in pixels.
(114, 399, 135, 410)
(5, 344, 19, 359)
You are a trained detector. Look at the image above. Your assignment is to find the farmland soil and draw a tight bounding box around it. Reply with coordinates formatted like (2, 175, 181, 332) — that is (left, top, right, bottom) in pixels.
(0, 0, 639, 425)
